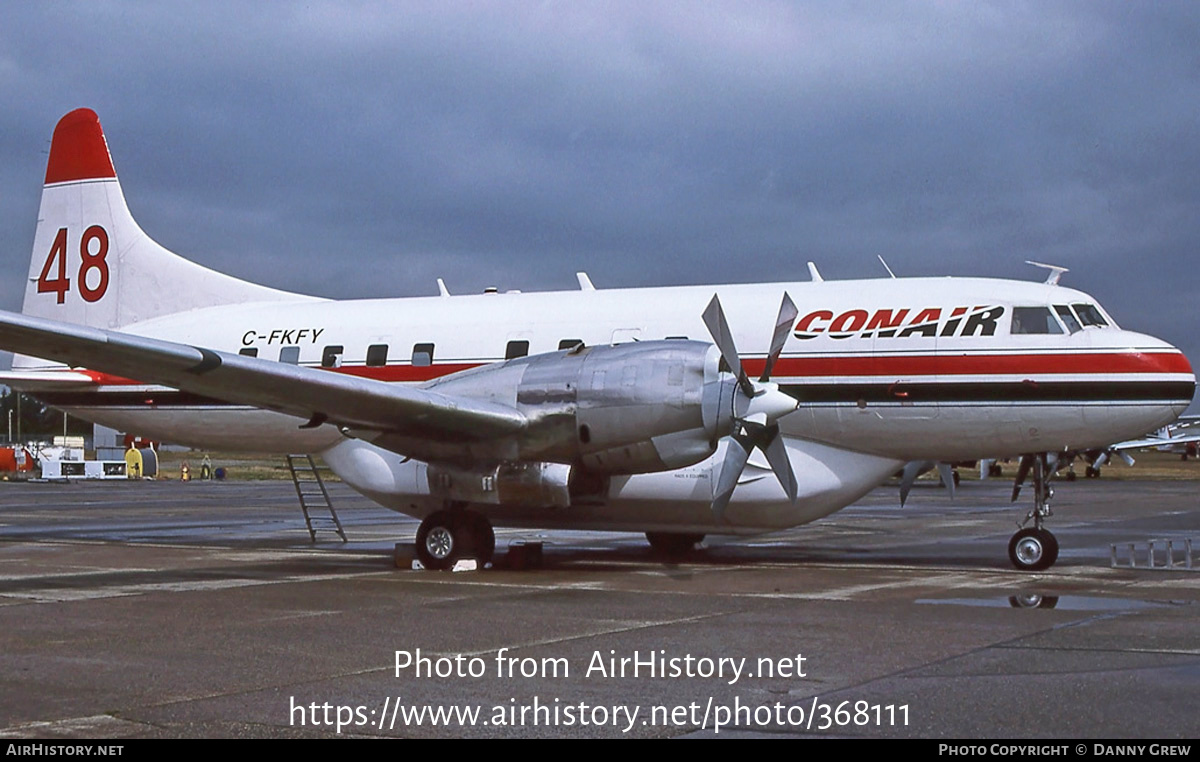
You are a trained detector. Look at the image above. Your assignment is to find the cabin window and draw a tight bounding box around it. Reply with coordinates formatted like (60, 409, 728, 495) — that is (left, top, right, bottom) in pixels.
(1011, 307, 1063, 335)
(321, 345, 344, 368)
(279, 346, 301, 364)
(1054, 305, 1082, 334)
(558, 339, 584, 350)
(1073, 303, 1108, 327)
(366, 344, 389, 367)
(412, 342, 435, 367)
(505, 340, 530, 360)
(239, 347, 258, 357)
(665, 335, 689, 340)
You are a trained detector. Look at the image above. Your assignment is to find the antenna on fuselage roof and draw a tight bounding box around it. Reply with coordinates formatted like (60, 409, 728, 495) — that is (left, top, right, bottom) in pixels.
(576, 272, 596, 291)
(436, 278, 451, 297)
(1025, 261, 1070, 286)
(877, 255, 897, 278)
(807, 262, 823, 282)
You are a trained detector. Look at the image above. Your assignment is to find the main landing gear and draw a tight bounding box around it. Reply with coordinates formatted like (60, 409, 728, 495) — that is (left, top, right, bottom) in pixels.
(415, 506, 495, 570)
(1007, 453, 1060, 572)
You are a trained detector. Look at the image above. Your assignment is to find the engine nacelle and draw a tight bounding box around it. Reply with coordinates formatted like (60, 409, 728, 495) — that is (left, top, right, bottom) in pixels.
(426, 341, 732, 475)
(569, 342, 728, 473)
(427, 461, 572, 508)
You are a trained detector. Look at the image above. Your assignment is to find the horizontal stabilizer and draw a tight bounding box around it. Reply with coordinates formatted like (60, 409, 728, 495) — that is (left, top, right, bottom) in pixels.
(0, 370, 98, 391)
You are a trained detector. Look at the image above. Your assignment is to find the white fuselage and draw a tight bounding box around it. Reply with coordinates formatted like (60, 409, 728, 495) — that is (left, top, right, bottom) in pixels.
(30, 276, 1194, 534)
(15, 110, 1193, 539)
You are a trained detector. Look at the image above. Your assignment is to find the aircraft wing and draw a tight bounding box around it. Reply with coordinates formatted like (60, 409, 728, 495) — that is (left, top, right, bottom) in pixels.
(1106, 432, 1200, 451)
(0, 310, 527, 456)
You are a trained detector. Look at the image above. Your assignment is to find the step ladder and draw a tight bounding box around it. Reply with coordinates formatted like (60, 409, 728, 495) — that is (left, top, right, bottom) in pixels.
(286, 454, 347, 542)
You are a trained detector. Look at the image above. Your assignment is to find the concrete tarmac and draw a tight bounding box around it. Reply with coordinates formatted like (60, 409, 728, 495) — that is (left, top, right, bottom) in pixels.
(0, 476, 1195, 738)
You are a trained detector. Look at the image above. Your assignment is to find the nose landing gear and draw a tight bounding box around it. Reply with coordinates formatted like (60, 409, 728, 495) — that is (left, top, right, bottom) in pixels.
(1008, 453, 1061, 571)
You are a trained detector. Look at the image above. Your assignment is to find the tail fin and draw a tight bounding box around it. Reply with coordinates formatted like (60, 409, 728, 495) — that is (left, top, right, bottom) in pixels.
(20, 109, 309, 348)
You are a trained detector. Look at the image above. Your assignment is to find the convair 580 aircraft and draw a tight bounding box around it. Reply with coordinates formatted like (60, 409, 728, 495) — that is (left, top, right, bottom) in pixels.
(1, 109, 1193, 570)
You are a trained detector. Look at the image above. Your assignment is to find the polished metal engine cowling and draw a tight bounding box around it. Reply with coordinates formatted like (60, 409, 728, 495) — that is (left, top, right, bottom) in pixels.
(425, 340, 733, 475)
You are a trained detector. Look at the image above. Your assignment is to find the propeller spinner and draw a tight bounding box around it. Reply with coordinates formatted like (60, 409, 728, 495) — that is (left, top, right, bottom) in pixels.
(702, 293, 800, 520)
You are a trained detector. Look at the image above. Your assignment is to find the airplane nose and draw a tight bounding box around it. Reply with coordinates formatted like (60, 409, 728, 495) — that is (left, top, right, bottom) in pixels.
(1155, 339, 1195, 415)
(1097, 332, 1196, 437)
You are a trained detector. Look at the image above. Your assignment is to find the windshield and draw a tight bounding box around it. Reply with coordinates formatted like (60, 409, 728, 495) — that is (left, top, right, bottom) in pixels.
(1054, 305, 1082, 334)
(1072, 303, 1109, 327)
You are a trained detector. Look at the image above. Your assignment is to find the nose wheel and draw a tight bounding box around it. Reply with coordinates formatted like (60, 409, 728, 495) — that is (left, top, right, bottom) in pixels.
(1008, 527, 1059, 571)
(1008, 453, 1061, 571)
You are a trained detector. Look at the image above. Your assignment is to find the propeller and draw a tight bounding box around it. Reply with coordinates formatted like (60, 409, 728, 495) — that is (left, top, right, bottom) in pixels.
(898, 460, 956, 506)
(703, 293, 800, 520)
(1090, 448, 1134, 470)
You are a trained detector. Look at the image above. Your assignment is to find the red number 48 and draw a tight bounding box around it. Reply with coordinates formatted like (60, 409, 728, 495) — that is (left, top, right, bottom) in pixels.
(37, 226, 110, 304)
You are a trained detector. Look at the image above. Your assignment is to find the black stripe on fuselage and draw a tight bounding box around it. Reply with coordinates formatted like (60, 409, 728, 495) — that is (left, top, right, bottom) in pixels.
(782, 380, 1196, 404)
(31, 379, 1196, 410)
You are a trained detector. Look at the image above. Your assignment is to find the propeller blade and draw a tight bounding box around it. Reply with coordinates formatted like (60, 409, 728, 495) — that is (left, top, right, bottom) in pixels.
(979, 459, 993, 480)
(936, 462, 956, 500)
(899, 460, 926, 506)
(760, 292, 798, 382)
(702, 295, 754, 398)
(1011, 454, 1035, 502)
(712, 434, 752, 521)
(761, 425, 798, 504)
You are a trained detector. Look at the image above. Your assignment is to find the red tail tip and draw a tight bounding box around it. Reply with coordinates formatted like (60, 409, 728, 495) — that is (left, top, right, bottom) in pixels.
(44, 108, 116, 185)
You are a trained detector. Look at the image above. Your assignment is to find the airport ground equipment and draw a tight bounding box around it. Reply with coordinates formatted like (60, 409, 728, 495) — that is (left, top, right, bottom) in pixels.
(1110, 538, 1194, 570)
(286, 454, 346, 542)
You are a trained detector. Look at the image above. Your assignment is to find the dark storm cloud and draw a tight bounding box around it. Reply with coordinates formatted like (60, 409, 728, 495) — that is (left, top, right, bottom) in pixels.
(0, 2, 1197, 390)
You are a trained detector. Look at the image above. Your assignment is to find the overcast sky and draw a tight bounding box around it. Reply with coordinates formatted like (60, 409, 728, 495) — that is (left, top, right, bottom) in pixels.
(1, 2, 1197, 406)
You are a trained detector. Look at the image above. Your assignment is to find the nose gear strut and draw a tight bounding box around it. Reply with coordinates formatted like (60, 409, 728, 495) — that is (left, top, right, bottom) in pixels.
(1007, 452, 1061, 571)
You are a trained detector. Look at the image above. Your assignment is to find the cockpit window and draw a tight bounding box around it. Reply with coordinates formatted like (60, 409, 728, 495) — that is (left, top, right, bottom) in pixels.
(1054, 305, 1081, 334)
(1072, 303, 1108, 327)
(1011, 307, 1064, 335)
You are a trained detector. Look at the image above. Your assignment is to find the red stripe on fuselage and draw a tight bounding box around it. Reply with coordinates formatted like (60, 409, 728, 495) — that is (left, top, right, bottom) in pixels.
(745, 351, 1193, 378)
(59, 349, 1195, 387)
(332, 363, 480, 382)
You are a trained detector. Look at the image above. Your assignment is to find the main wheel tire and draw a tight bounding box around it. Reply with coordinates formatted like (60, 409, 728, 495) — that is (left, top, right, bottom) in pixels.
(416, 510, 463, 570)
(646, 532, 704, 557)
(1008, 527, 1058, 571)
(466, 512, 496, 565)
(416, 510, 496, 569)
